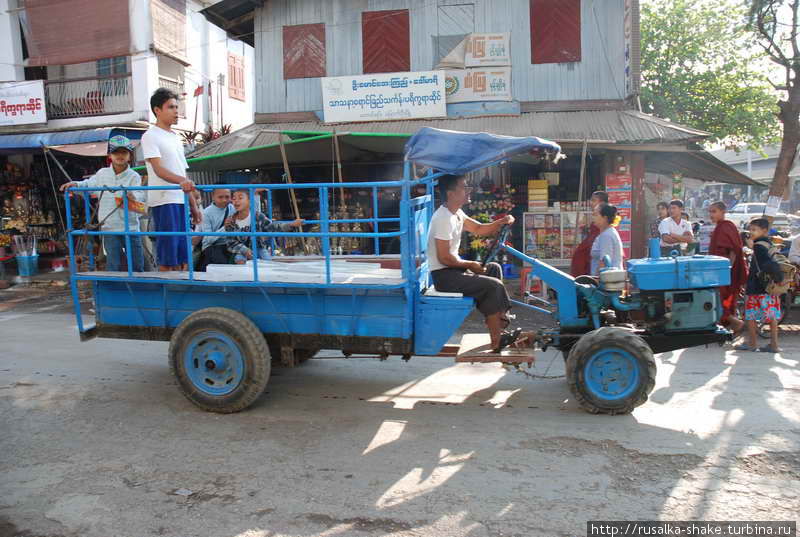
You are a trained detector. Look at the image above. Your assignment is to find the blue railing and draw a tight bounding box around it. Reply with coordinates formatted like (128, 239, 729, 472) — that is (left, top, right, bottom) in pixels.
(65, 164, 440, 335)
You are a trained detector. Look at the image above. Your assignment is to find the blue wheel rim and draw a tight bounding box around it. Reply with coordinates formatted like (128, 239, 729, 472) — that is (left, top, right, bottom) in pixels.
(583, 348, 640, 401)
(183, 331, 245, 396)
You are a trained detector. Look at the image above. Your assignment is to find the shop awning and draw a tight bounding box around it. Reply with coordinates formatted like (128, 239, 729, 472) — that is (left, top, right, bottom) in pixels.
(199, 0, 258, 46)
(183, 111, 754, 185)
(646, 150, 758, 186)
(0, 127, 145, 155)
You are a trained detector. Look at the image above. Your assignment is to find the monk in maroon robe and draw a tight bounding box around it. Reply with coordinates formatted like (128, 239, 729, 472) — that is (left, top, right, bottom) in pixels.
(708, 201, 747, 333)
(570, 191, 608, 277)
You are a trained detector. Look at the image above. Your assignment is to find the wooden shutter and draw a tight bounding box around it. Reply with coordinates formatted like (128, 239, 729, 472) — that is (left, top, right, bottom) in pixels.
(283, 24, 326, 79)
(362, 9, 410, 74)
(151, 0, 187, 63)
(228, 53, 245, 101)
(530, 0, 581, 64)
(23, 0, 131, 66)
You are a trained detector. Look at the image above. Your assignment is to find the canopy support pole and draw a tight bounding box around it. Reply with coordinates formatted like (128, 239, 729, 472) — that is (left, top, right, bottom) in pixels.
(277, 136, 308, 254)
(333, 130, 345, 209)
(575, 138, 589, 237)
(41, 146, 68, 233)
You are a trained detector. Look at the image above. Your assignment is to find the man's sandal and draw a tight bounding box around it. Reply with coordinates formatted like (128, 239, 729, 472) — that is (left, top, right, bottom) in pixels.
(755, 346, 779, 353)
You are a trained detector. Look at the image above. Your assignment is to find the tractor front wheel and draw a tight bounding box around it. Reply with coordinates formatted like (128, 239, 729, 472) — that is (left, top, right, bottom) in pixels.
(565, 327, 656, 415)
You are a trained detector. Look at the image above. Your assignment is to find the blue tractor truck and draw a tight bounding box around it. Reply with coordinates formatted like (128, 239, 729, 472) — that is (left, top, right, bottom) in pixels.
(66, 128, 732, 415)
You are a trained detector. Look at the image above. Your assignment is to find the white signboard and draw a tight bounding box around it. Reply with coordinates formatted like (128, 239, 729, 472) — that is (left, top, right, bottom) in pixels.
(321, 71, 446, 124)
(445, 68, 512, 103)
(0, 80, 46, 126)
(465, 33, 510, 67)
(623, 0, 634, 96)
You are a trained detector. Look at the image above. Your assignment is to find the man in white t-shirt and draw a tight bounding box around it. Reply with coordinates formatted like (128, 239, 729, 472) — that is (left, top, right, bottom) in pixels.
(427, 174, 515, 352)
(658, 198, 694, 253)
(141, 88, 202, 271)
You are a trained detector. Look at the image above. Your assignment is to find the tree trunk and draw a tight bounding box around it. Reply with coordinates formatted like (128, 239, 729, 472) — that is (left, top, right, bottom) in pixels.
(768, 84, 800, 202)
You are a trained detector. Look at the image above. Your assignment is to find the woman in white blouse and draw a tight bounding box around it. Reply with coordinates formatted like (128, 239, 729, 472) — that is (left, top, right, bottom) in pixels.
(590, 204, 624, 276)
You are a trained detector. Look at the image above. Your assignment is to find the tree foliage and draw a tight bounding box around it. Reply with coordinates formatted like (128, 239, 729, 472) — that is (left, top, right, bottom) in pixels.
(641, 0, 780, 149)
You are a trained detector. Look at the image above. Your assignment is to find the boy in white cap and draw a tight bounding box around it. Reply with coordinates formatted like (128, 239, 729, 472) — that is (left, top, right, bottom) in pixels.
(60, 135, 146, 271)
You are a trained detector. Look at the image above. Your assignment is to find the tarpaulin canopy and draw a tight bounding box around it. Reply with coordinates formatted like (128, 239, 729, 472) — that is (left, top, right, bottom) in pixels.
(0, 127, 144, 155)
(404, 127, 561, 175)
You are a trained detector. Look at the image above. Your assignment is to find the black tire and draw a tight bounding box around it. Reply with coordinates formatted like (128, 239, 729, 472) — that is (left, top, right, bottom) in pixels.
(565, 327, 656, 415)
(169, 307, 270, 413)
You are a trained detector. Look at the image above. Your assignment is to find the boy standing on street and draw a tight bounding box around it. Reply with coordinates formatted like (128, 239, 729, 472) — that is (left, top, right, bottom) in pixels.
(735, 218, 784, 353)
(60, 135, 145, 272)
(141, 88, 202, 271)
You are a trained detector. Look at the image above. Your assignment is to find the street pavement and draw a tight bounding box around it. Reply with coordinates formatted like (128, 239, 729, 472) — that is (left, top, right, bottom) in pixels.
(1, 289, 799, 537)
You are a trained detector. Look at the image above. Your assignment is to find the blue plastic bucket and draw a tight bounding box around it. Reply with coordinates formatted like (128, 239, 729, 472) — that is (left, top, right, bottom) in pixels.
(16, 255, 39, 277)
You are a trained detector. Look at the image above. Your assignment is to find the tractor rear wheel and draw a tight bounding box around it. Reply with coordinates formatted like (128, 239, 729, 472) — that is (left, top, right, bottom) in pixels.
(169, 308, 270, 413)
(565, 327, 656, 415)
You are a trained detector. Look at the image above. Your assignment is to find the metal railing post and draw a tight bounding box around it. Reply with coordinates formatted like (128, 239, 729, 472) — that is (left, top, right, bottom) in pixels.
(320, 187, 331, 284)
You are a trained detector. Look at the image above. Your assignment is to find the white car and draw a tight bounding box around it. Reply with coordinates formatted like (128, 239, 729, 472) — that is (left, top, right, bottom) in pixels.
(726, 203, 793, 231)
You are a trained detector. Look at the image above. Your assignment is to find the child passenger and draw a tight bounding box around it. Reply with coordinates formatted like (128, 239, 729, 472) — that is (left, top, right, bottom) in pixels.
(225, 188, 303, 264)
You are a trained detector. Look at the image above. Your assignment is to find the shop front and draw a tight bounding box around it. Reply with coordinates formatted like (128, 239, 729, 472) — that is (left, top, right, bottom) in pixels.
(181, 114, 756, 270)
(0, 127, 144, 280)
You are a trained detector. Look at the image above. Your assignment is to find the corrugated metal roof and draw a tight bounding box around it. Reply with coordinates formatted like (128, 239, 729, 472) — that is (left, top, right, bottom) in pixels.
(188, 110, 709, 159)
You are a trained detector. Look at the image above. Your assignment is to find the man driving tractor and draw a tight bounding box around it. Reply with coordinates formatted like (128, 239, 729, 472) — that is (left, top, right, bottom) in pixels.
(427, 174, 517, 352)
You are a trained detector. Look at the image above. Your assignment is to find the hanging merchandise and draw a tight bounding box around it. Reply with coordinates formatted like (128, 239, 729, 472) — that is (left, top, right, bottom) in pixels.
(466, 183, 516, 259)
(672, 172, 684, 199)
(606, 173, 633, 258)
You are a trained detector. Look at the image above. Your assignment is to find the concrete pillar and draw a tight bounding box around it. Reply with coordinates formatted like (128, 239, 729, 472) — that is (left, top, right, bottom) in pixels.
(628, 151, 647, 259)
(130, 0, 158, 121)
(0, 0, 25, 82)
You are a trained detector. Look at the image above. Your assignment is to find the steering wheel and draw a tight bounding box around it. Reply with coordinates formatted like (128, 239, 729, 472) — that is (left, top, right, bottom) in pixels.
(482, 224, 511, 266)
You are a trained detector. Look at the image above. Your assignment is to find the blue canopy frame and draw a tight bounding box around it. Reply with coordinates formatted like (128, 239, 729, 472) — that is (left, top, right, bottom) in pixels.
(404, 127, 561, 176)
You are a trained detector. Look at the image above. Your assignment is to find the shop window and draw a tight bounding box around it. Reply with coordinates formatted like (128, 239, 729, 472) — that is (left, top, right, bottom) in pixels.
(362, 9, 410, 74)
(283, 23, 326, 80)
(228, 53, 245, 101)
(96, 57, 129, 77)
(530, 0, 581, 64)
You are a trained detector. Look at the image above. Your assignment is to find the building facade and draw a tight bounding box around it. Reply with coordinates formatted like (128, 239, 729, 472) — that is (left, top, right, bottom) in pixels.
(191, 0, 753, 261)
(253, 0, 637, 117)
(0, 0, 255, 136)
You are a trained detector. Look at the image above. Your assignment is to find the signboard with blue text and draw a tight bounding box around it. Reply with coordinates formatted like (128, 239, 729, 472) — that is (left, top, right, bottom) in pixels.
(321, 71, 446, 124)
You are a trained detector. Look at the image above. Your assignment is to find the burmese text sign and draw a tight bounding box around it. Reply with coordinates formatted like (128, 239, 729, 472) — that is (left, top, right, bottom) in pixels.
(321, 71, 446, 124)
(445, 68, 512, 103)
(0, 80, 46, 126)
(465, 33, 510, 67)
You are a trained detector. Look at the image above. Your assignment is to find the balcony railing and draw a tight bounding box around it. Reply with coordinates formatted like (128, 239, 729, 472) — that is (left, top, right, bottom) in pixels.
(44, 73, 133, 120)
(158, 75, 186, 118)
